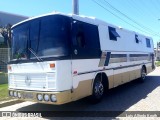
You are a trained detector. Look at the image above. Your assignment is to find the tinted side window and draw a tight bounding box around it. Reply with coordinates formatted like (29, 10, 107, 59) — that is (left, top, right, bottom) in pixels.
(83, 23, 100, 49)
(146, 38, 151, 48)
(76, 22, 85, 48)
(75, 21, 100, 49)
(135, 34, 139, 43)
(72, 21, 101, 59)
(108, 26, 120, 41)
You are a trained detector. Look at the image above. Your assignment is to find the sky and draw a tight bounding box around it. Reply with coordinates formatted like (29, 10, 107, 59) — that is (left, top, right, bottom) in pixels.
(0, 0, 160, 46)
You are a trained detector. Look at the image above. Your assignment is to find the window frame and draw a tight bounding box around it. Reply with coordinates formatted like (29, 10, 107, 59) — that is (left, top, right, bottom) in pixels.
(135, 34, 139, 43)
(146, 38, 151, 48)
(71, 20, 101, 59)
(73, 20, 100, 49)
(108, 26, 120, 41)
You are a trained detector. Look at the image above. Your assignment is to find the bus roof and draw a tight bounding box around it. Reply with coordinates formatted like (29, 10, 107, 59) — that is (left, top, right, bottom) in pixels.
(11, 12, 151, 39)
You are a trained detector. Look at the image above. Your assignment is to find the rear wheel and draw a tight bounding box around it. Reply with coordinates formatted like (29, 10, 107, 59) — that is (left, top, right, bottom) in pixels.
(90, 76, 104, 103)
(139, 66, 146, 83)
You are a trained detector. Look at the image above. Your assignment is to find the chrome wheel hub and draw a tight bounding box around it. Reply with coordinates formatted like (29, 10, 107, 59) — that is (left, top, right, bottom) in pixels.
(94, 81, 104, 98)
(141, 69, 146, 80)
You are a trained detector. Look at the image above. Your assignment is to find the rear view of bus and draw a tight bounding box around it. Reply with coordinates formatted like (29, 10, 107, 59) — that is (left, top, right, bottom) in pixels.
(8, 14, 73, 105)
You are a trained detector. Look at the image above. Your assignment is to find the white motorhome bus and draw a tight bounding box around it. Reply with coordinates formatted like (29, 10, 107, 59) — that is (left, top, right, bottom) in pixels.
(8, 13, 155, 104)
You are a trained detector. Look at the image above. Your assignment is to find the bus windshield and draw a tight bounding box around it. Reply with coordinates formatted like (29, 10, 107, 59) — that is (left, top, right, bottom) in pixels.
(11, 15, 70, 60)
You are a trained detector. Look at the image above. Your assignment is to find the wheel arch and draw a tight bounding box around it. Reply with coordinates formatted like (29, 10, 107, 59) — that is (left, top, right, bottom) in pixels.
(142, 64, 147, 73)
(92, 72, 109, 93)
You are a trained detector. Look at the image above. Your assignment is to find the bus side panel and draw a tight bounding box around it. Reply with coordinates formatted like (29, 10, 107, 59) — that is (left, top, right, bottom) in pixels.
(71, 59, 100, 100)
(122, 68, 130, 83)
(146, 63, 154, 74)
(113, 69, 122, 87)
(56, 60, 72, 91)
(105, 70, 114, 89)
(135, 66, 141, 79)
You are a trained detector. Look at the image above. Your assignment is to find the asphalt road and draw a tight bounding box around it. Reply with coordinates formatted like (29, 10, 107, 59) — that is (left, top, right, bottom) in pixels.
(0, 67, 160, 120)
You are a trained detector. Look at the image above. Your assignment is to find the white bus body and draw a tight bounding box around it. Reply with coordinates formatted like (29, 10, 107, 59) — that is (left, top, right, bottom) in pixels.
(8, 13, 155, 104)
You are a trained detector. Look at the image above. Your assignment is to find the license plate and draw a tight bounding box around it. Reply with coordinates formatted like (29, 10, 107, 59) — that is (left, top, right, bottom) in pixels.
(22, 92, 34, 99)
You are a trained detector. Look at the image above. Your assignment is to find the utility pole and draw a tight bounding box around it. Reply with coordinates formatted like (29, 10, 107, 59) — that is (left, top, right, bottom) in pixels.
(156, 42, 158, 61)
(73, 0, 79, 15)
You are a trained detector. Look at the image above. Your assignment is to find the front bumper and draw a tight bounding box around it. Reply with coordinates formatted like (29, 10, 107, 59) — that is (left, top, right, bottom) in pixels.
(8, 89, 72, 105)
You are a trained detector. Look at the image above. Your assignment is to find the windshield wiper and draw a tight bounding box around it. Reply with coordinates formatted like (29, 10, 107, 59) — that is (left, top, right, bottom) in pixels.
(28, 48, 43, 62)
(28, 48, 44, 70)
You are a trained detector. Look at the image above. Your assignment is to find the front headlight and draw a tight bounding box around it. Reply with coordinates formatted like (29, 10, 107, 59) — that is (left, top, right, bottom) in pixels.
(9, 91, 13, 96)
(17, 92, 21, 98)
(13, 91, 17, 97)
(50, 94, 57, 102)
(37, 94, 43, 101)
(44, 94, 49, 101)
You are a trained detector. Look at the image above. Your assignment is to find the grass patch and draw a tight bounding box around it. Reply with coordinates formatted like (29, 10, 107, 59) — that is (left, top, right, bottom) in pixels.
(0, 72, 5, 75)
(155, 61, 160, 67)
(0, 84, 10, 102)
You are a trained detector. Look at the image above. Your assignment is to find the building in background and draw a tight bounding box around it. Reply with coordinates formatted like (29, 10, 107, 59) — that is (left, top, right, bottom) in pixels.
(0, 11, 28, 27)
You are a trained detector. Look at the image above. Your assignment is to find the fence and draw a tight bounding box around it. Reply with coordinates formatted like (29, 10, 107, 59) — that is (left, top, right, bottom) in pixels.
(0, 48, 10, 72)
(0, 73, 8, 84)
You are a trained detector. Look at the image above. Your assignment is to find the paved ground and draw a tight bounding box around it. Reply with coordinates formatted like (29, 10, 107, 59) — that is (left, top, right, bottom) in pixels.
(0, 67, 160, 120)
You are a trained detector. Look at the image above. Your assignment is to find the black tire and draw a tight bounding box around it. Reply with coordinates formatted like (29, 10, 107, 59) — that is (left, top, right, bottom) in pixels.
(139, 66, 146, 83)
(90, 76, 104, 103)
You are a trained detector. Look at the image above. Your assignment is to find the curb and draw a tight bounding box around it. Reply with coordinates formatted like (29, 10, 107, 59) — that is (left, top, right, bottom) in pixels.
(0, 99, 23, 108)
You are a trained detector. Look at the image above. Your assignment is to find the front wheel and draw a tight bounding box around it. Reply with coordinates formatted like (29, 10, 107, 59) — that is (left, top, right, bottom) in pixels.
(89, 76, 104, 103)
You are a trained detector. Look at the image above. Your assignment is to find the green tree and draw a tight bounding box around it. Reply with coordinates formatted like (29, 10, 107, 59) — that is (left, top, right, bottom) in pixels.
(0, 24, 12, 48)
